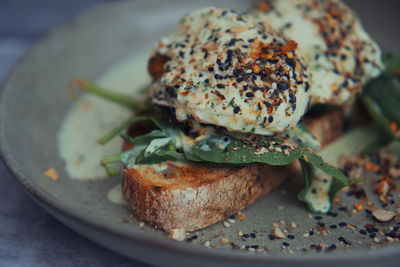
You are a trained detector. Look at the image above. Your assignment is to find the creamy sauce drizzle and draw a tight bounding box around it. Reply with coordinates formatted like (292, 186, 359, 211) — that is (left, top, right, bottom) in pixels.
(107, 183, 128, 206)
(58, 50, 151, 180)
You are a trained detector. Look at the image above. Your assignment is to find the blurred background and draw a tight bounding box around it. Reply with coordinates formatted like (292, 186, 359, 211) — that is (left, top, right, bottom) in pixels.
(0, 0, 399, 266)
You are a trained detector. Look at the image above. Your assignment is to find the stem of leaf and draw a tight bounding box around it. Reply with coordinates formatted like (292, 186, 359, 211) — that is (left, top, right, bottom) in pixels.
(68, 78, 138, 110)
(98, 116, 150, 145)
(101, 152, 122, 165)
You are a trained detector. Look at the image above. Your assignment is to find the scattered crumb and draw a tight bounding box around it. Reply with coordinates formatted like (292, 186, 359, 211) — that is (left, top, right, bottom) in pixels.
(353, 203, 363, 211)
(169, 229, 186, 241)
(220, 237, 229, 244)
(44, 168, 59, 180)
(238, 215, 246, 220)
(139, 222, 145, 228)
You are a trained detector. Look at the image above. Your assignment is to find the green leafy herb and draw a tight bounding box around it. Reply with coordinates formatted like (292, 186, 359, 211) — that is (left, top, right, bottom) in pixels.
(298, 159, 363, 213)
(98, 116, 154, 145)
(360, 53, 400, 152)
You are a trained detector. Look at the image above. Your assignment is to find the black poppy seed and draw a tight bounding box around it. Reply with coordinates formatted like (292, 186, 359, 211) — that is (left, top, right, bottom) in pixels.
(318, 222, 326, 228)
(221, 10, 227, 16)
(339, 222, 347, 227)
(330, 224, 337, 229)
(199, 73, 203, 77)
(287, 235, 295, 240)
(243, 233, 249, 238)
(372, 227, 379, 233)
(338, 206, 347, 211)
(250, 233, 256, 238)
(282, 242, 290, 247)
(269, 234, 276, 240)
(217, 83, 225, 89)
(179, 51, 185, 58)
(216, 59, 223, 66)
(369, 233, 376, 239)
(230, 214, 235, 219)
(365, 227, 374, 234)
(277, 81, 289, 91)
(186, 238, 192, 243)
(311, 188, 317, 194)
(263, 101, 271, 107)
(268, 116, 273, 123)
(359, 229, 367, 235)
(223, 137, 229, 142)
(248, 38, 255, 43)
(309, 231, 314, 236)
(326, 244, 336, 252)
(233, 68, 241, 77)
(234, 106, 240, 114)
(205, 79, 210, 84)
(242, 45, 249, 48)
(394, 226, 399, 231)
(191, 235, 198, 240)
(305, 82, 310, 92)
(244, 245, 250, 250)
(246, 92, 254, 98)
(208, 67, 214, 72)
(251, 245, 259, 249)
(338, 236, 346, 242)
(385, 231, 398, 238)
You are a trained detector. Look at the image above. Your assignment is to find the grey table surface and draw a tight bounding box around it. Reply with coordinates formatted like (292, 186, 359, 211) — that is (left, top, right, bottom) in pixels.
(0, 0, 149, 266)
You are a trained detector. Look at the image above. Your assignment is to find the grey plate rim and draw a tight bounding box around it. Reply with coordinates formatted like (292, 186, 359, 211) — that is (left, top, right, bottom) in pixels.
(1, 0, 399, 264)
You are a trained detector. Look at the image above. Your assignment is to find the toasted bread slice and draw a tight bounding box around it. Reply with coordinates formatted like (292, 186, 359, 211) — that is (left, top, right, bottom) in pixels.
(123, 108, 345, 233)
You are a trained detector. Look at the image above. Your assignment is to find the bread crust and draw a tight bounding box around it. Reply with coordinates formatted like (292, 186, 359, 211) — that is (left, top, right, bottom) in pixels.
(123, 107, 345, 232)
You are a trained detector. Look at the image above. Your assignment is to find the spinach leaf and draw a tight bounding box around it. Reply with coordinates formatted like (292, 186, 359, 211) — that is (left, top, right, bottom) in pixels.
(360, 52, 400, 151)
(298, 158, 363, 213)
(383, 53, 400, 78)
(192, 134, 303, 165)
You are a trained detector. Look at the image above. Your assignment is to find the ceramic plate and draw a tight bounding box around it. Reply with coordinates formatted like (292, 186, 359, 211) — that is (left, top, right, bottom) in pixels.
(1, 1, 400, 266)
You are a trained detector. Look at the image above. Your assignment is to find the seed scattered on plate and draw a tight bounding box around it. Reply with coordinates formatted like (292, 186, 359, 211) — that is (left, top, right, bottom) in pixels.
(372, 209, 396, 222)
(273, 227, 285, 239)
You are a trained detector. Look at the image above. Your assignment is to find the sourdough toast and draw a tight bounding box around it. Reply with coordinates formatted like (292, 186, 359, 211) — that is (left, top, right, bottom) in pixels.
(123, 108, 345, 233)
